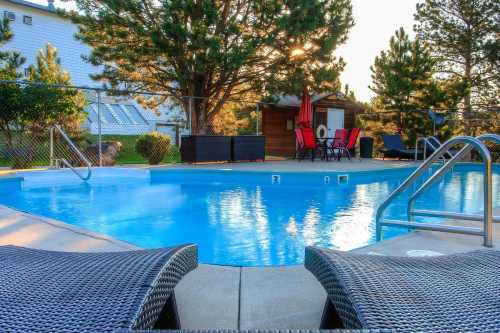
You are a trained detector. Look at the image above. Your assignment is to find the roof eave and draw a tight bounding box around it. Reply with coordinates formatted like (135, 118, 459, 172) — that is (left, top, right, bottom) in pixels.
(2, 0, 55, 14)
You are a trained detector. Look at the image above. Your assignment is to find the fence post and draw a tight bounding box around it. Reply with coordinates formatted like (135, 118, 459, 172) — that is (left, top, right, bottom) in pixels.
(49, 127, 54, 168)
(97, 90, 103, 167)
(256, 103, 260, 135)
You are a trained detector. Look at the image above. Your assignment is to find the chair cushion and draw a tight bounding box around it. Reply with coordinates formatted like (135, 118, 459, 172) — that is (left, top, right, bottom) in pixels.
(381, 135, 406, 150)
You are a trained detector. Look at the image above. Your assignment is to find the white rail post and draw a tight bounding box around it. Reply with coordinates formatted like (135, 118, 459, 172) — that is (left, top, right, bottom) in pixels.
(97, 90, 103, 167)
(49, 127, 54, 168)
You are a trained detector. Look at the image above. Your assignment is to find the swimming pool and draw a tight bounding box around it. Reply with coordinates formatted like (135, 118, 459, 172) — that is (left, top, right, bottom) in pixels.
(1, 164, 498, 266)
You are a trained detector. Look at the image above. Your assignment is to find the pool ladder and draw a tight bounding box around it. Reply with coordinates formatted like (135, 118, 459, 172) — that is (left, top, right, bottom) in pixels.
(50, 125, 92, 181)
(376, 133, 499, 247)
(415, 136, 455, 161)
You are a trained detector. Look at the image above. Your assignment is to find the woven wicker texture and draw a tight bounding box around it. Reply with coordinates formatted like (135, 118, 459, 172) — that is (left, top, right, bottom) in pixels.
(0, 244, 197, 333)
(305, 247, 500, 332)
(116, 329, 395, 333)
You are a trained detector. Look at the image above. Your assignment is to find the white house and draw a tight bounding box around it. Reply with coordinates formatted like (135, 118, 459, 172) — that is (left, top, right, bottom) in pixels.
(0, 0, 186, 142)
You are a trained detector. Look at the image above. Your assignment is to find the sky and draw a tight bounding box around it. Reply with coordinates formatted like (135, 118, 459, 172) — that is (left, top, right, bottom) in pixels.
(336, 0, 420, 102)
(33, 0, 420, 102)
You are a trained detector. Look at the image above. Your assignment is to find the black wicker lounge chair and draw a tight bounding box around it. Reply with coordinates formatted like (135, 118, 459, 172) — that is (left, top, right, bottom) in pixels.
(0, 244, 197, 333)
(380, 134, 422, 160)
(305, 247, 500, 332)
(116, 329, 395, 333)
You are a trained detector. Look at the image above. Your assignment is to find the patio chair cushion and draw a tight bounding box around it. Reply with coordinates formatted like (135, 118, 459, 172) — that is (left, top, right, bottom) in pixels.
(0, 244, 197, 333)
(381, 135, 406, 150)
(331, 129, 348, 148)
(305, 247, 500, 332)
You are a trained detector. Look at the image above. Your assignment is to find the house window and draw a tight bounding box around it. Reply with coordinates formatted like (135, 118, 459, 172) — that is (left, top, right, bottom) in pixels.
(23, 15, 32, 25)
(124, 105, 147, 125)
(100, 104, 119, 124)
(3, 11, 16, 21)
(110, 104, 133, 124)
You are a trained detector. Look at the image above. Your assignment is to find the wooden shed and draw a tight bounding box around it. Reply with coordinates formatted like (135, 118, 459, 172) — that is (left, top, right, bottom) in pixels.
(262, 92, 365, 157)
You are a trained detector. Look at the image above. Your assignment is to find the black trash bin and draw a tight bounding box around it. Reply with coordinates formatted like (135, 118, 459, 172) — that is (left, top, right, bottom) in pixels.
(360, 137, 374, 158)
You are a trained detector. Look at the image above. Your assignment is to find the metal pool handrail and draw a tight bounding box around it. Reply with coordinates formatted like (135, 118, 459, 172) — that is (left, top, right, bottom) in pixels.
(415, 137, 438, 161)
(50, 125, 92, 181)
(375, 135, 493, 247)
(415, 136, 454, 161)
(408, 133, 500, 224)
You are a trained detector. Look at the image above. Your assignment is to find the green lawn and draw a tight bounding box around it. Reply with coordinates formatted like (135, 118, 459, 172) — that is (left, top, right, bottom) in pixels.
(91, 134, 181, 164)
(0, 134, 180, 168)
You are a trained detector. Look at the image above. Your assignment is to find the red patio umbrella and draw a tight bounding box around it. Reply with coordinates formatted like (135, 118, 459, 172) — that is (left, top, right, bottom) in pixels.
(298, 86, 312, 128)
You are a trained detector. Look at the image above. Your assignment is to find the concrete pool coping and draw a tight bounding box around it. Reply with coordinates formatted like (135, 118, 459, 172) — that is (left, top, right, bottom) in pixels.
(1, 161, 499, 329)
(1, 158, 420, 175)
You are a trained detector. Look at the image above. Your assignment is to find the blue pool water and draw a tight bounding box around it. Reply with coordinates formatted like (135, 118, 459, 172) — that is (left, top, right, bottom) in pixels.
(0, 164, 498, 266)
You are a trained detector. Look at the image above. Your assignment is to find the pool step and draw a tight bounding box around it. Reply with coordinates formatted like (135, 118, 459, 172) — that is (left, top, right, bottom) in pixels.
(410, 209, 500, 223)
(381, 219, 484, 236)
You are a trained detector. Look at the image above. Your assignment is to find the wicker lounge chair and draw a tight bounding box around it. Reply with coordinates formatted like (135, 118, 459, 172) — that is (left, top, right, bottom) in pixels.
(380, 134, 422, 160)
(305, 247, 500, 332)
(116, 329, 395, 333)
(0, 244, 197, 332)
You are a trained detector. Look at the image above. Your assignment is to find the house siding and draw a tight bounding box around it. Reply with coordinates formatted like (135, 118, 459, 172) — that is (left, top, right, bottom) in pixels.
(262, 106, 297, 157)
(0, 1, 187, 139)
(0, 1, 98, 87)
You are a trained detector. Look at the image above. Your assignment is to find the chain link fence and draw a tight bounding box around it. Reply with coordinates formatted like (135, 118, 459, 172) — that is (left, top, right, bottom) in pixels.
(357, 107, 499, 158)
(1, 80, 498, 170)
(0, 82, 262, 169)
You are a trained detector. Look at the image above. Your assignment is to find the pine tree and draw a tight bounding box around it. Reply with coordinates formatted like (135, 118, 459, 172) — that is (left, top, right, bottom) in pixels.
(0, 18, 27, 166)
(67, 0, 354, 133)
(370, 28, 436, 113)
(369, 27, 458, 143)
(414, 0, 500, 109)
(25, 43, 86, 135)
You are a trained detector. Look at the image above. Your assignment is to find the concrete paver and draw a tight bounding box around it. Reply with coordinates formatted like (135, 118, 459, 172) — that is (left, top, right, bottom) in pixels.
(240, 265, 325, 329)
(0, 206, 136, 252)
(176, 264, 240, 329)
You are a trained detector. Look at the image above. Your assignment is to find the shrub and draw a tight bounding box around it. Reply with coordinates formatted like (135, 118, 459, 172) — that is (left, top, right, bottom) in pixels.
(135, 131, 171, 165)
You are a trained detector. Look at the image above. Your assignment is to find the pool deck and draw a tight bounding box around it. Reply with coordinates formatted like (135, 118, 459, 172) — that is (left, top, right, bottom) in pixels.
(154, 158, 418, 172)
(0, 160, 499, 329)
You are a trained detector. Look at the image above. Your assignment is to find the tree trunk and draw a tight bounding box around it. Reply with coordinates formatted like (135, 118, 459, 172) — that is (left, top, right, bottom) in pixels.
(463, 22, 473, 135)
(184, 97, 212, 135)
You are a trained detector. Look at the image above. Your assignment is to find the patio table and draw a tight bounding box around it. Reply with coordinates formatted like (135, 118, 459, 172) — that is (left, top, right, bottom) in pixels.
(316, 137, 344, 161)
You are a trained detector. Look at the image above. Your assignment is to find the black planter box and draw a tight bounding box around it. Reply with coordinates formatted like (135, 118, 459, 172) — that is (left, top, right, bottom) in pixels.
(181, 135, 232, 163)
(231, 136, 265, 161)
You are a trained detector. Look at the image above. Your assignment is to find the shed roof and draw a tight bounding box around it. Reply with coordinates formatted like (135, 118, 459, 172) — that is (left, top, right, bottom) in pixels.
(268, 91, 365, 112)
(271, 92, 341, 107)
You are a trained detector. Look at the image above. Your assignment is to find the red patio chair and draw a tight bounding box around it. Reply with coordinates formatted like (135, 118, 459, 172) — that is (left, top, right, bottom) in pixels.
(328, 129, 348, 160)
(295, 127, 317, 161)
(335, 128, 360, 160)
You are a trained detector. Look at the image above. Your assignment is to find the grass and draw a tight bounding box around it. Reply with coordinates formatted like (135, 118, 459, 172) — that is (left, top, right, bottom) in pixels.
(0, 134, 181, 168)
(91, 134, 181, 164)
